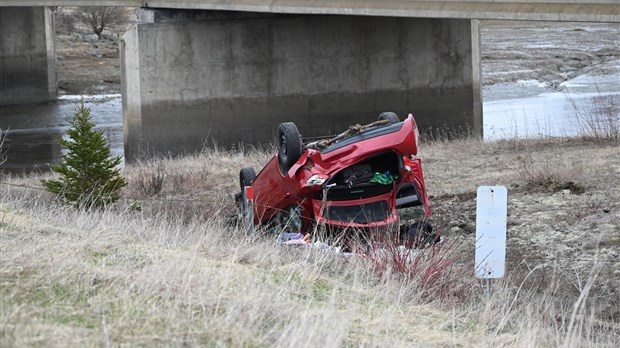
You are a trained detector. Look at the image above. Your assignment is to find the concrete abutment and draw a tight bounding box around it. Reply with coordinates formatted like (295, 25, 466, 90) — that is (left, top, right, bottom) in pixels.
(122, 10, 482, 161)
(0, 7, 57, 106)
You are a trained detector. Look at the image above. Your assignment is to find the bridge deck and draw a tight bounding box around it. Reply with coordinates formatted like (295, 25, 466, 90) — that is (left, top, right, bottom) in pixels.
(1, 1, 619, 22)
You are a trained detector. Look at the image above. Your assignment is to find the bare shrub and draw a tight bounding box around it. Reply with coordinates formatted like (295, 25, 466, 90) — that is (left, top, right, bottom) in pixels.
(568, 200, 604, 224)
(74, 7, 129, 39)
(54, 7, 76, 34)
(168, 172, 190, 192)
(515, 152, 585, 193)
(136, 163, 165, 197)
(567, 87, 620, 143)
(359, 233, 474, 303)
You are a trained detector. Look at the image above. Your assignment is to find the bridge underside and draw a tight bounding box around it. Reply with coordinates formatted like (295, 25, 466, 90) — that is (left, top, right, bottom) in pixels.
(1, 1, 619, 22)
(122, 10, 481, 159)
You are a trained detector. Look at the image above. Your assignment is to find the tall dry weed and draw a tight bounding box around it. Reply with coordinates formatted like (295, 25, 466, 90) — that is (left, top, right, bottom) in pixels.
(0, 128, 8, 176)
(566, 87, 620, 143)
(135, 160, 165, 196)
(469, 260, 616, 348)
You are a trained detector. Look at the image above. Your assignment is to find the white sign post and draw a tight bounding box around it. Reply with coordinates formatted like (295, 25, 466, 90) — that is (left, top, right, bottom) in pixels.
(475, 186, 508, 297)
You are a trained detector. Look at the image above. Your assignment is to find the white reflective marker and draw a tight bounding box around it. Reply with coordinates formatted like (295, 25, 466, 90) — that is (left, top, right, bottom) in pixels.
(475, 186, 508, 279)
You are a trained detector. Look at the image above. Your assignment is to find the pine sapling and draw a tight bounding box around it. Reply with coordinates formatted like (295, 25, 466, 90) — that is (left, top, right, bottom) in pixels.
(42, 101, 127, 209)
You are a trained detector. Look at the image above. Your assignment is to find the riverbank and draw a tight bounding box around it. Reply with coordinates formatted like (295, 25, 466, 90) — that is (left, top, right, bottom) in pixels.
(1, 135, 618, 346)
(480, 21, 619, 94)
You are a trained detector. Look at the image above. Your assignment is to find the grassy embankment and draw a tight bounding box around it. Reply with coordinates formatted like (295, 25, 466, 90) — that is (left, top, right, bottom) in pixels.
(1, 135, 619, 347)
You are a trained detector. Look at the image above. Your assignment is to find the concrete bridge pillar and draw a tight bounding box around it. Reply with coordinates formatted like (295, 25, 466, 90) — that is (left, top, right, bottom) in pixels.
(122, 10, 481, 160)
(0, 7, 57, 105)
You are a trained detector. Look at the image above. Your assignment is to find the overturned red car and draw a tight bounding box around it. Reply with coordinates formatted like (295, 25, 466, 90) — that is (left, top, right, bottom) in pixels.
(236, 112, 433, 245)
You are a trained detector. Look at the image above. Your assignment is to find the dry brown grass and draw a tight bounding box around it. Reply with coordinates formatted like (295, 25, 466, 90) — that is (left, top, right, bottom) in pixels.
(566, 88, 620, 144)
(0, 130, 6, 169)
(0, 189, 468, 347)
(1, 137, 619, 347)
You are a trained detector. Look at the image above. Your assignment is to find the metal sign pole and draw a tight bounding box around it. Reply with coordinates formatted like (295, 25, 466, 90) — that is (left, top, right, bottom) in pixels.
(485, 278, 492, 298)
(244, 186, 254, 236)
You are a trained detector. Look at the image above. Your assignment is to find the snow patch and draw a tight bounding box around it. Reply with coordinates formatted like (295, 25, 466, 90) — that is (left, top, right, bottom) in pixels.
(59, 94, 121, 102)
(559, 82, 589, 88)
(516, 79, 548, 88)
(526, 44, 557, 49)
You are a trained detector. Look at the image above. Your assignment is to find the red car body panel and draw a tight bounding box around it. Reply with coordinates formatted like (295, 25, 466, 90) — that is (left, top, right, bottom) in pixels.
(250, 114, 430, 230)
(403, 157, 431, 217)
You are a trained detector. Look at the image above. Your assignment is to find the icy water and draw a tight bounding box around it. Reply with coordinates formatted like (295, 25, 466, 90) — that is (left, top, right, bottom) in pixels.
(1, 70, 618, 172)
(0, 95, 123, 172)
(483, 63, 620, 139)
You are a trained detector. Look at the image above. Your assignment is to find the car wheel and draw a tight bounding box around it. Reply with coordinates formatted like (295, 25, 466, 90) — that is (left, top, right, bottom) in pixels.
(378, 112, 399, 124)
(239, 167, 256, 192)
(277, 122, 302, 175)
(239, 167, 256, 211)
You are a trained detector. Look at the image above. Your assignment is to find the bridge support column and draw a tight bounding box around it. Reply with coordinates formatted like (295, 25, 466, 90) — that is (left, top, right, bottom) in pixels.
(0, 7, 57, 106)
(122, 10, 481, 160)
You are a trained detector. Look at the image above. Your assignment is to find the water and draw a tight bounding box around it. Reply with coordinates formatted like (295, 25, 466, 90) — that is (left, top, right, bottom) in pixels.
(484, 91, 620, 139)
(483, 67, 620, 139)
(0, 95, 123, 172)
(1, 71, 618, 172)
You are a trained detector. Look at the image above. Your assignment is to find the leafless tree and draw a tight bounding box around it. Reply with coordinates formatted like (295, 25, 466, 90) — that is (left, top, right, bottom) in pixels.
(53, 7, 77, 34)
(75, 7, 129, 39)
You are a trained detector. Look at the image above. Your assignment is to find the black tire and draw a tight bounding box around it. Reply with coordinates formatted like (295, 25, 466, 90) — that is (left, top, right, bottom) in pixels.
(239, 167, 256, 208)
(277, 122, 302, 175)
(239, 167, 256, 193)
(378, 112, 399, 124)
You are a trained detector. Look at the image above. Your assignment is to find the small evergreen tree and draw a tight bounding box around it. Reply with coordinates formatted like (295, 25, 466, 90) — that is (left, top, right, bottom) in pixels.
(42, 101, 127, 209)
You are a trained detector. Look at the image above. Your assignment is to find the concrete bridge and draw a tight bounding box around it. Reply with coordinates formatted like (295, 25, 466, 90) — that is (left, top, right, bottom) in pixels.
(1, 1, 619, 160)
(4, 1, 620, 22)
